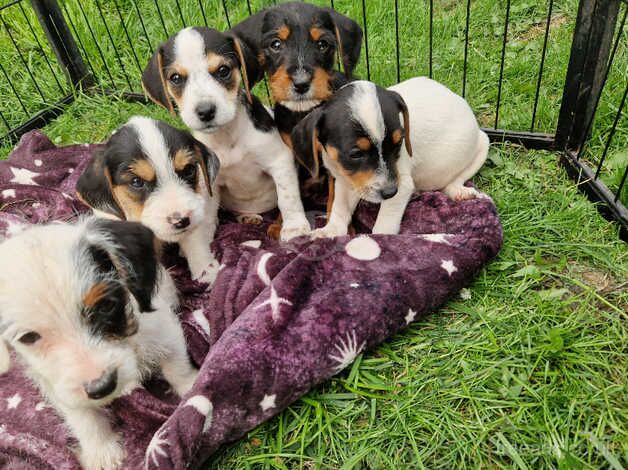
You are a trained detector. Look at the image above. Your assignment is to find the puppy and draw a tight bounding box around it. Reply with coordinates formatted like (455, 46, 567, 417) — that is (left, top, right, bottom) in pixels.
(77, 116, 221, 284)
(141, 26, 311, 240)
(0, 218, 198, 470)
(291, 77, 489, 238)
(230, 1, 363, 144)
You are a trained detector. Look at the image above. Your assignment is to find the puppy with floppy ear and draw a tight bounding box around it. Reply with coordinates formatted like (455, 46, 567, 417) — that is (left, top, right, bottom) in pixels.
(141, 26, 311, 240)
(230, 2, 363, 143)
(0, 218, 198, 470)
(292, 78, 489, 238)
(77, 116, 221, 284)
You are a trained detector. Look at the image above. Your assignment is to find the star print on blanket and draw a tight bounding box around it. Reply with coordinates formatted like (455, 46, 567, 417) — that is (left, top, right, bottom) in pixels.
(0, 131, 502, 469)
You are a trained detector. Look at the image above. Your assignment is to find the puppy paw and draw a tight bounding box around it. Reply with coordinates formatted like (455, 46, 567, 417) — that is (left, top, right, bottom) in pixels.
(193, 261, 220, 285)
(444, 185, 479, 202)
(280, 223, 311, 241)
(80, 437, 125, 470)
(310, 225, 347, 239)
(173, 369, 199, 396)
(236, 214, 264, 225)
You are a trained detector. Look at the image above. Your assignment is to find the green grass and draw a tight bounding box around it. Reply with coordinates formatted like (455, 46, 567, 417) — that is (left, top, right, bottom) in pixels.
(0, 1, 627, 468)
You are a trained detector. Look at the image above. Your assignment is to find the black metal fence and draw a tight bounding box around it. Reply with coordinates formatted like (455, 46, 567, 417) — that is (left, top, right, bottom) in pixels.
(0, 0, 626, 238)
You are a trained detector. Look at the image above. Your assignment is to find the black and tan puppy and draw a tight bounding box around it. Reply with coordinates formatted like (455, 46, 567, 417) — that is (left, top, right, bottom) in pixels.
(230, 1, 363, 145)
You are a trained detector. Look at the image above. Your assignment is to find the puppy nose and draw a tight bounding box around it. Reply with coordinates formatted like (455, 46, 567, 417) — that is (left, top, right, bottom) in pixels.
(167, 212, 191, 229)
(291, 69, 312, 94)
(293, 79, 311, 94)
(380, 186, 398, 200)
(84, 370, 117, 400)
(196, 104, 216, 123)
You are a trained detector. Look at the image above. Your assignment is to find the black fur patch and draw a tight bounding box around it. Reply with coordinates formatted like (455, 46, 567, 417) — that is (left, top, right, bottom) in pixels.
(239, 90, 274, 132)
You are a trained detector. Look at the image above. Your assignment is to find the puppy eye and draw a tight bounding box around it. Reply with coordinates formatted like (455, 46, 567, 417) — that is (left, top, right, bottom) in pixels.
(169, 73, 184, 85)
(349, 149, 364, 159)
(18, 331, 41, 345)
(216, 65, 231, 79)
(270, 39, 282, 51)
(317, 40, 330, 52)
(130, 176, 145, 189)
(180, 163, 197, 180)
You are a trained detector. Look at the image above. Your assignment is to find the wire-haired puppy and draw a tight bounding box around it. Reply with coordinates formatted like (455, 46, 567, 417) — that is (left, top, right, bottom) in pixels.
(292, 77, 489, 238)
(141, 26, 311, 239)
(0, 218, 197, 470)
(230, 1, 363, 145)
(77, 116, 221, 284)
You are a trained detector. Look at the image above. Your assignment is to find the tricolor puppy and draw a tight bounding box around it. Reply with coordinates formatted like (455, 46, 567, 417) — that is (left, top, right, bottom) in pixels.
(77, 116, 221, 284)
(141, 26, 311, 239)
(0, 219, 197, 470)
(230, 1, 363, 143)
(292, 77, 489, 238)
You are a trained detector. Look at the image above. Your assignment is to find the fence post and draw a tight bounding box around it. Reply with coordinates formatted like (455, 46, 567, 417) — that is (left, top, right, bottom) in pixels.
(30, 0, 94, 88)
(554, 0, 619, 151)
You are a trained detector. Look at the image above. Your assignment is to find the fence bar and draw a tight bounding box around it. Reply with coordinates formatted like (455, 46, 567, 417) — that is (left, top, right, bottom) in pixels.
(530, 0, 554, 132)
(594, 81, 627, 179)
(616, 167, 627, 203)
(0, 109, 11, 133)
(0, 60, 29, 115)
(61, 1, 97, 83)
(94, 0, 133, 90)
(18, 2, 65, 94)
(361, 0, 370, 80)
(555, 0, 620, 150)
(428, 0, 433, 78)
(75, 0, 118, 90)
(0, 94, 75, 146)
(1, 14, 48, 103)
(198, 0, 207, 26)
(462, 0, 471, 98)
(152, 0, 169, 37)
(394, 0, 400, 83)
(221, 0, 231, 28)
(174, 0, 186, 28)
(561, 150, 628, 241)
(112, 0, 142, 75)
(483, 128, 555, 150)
(577, 5, 627, 159)
(131, 0, 153, 51)
(30, 0, 93, 88)
(494, 0, 511, 129)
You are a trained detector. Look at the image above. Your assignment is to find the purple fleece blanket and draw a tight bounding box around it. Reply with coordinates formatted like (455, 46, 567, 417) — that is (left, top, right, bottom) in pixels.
(0, 131, 502, 469)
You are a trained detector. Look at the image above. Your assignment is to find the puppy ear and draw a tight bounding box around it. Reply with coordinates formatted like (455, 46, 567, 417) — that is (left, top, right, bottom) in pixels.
(389, 90, 413, 157)
(0, 339, 10, 374)
(88, 220, 159, 313)
(229, 12, 267, 87)
(229, 35, 263, 104)
(193, 142, 220, 197)
(141, 45, 174, 115)
(328, 9, 363, 77)
(292, 107, 325, 179)
(76, 149, 126, 220)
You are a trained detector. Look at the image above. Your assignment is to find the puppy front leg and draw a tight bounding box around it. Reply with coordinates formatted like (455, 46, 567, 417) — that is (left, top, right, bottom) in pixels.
(180, 196, 220, 284)
(61, 404, 125, 470)
(311, 177, 360, 239)
(267, 152, 311, 240)
(372, 172, 414, 235)
(160, 315, 198, 396)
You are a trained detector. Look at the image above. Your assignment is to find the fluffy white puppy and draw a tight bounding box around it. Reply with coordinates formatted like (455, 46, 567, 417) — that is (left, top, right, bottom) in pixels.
(0, 218, 197, 470)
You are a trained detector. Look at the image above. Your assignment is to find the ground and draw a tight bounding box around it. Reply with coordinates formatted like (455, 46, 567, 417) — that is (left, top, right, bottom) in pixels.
(0, 0, 626, 468)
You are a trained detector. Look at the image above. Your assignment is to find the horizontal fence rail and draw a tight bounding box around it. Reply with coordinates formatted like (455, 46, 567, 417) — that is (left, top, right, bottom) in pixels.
(0, 0, 625, 238)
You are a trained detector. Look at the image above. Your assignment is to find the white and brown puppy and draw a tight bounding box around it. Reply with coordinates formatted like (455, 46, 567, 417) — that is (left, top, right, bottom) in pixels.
(77, 116, 221, 284)
(0, 218, 198, 470)
(141, 26, 311, 239)
(292, 77, 489, 238)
